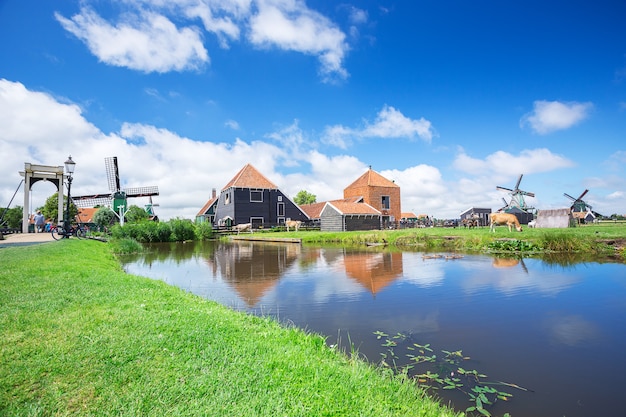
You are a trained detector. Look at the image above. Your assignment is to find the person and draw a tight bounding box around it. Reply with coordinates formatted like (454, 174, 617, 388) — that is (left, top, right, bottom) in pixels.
(34, 210, 45, 233)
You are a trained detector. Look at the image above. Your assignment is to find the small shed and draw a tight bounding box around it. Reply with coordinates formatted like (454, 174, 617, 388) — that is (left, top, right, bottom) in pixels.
(460, 207, 492, 227)
(320, 200, 381, 232)
(535, 208, 574, 228)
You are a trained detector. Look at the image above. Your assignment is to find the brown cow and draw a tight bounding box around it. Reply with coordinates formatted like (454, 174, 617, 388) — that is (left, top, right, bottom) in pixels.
(489, 212, 522, 232)
(285, 220, 302, 232)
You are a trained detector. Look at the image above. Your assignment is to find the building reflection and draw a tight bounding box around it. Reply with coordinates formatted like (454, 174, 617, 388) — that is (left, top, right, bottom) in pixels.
(212, 241, 301, 306)
(342, 250, 403, 295)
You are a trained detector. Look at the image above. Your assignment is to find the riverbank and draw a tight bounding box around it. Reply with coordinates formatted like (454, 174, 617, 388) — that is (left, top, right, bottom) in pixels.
(0, 240, 460, 417)
(256, 224, 626, 260)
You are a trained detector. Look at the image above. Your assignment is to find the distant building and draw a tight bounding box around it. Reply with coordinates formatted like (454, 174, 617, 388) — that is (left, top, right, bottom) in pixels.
(460, 207, 492, 227)
(211, 164, 309, 228)
(343, 167, 401, 228)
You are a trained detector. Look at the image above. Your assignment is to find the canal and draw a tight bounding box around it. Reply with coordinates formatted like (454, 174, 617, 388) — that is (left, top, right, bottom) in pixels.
(120, 240, 626, 417)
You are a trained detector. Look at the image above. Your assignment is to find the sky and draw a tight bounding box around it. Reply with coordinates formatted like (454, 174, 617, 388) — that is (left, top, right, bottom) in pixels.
(1, 0, 625, 221)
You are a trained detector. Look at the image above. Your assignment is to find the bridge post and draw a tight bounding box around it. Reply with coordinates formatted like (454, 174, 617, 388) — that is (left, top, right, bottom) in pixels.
(20, 163, 65, 233)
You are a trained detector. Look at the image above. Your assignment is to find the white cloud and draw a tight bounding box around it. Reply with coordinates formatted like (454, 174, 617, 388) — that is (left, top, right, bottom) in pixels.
(55, 0, 350, 81)
(225, 119, 240, 130)
(363, 105, 434, 141)
(248, 0, 349, 81)
(453, 148, 575, 177)
(2, 79, 622, 222)
(322, 105, 435, 148)
(521, 100, 593, 134)
(55, 8, 209, 73)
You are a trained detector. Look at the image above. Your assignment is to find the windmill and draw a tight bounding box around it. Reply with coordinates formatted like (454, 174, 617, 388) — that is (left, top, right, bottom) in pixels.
(564, 189, 593, 213)
(73, 157, 159, 225)
(496, 174, 536, 213)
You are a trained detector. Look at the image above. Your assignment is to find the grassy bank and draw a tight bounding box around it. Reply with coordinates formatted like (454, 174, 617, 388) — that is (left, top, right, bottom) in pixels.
(261, 225, 626, 259)
(0, 240, 460, 417)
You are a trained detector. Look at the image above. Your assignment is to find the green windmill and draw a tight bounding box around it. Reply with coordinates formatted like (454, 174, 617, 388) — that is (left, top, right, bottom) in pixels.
(73, 156, 159, 225)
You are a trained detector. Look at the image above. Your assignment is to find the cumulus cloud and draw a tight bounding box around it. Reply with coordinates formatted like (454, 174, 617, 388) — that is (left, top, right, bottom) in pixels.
(55, 0, 350, 80)
(322, 105, 435, 148)
(521, 100, 593, 134)
(55, 8, 209, 73)
(453, 148, 575, 177)
(249, 0, 349, 81)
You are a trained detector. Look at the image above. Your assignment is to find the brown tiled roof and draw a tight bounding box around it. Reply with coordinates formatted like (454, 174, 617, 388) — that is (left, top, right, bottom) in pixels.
(299, 202, 326, 219)
(222, 164, 278, 190)
(77, 207, 98, 223)
(326, 201, 380, 215)
(303, 197, 368, 219)
(401, 212, 417, 219)
(344, 168, 399, 190)
(196, 197, 218, 216)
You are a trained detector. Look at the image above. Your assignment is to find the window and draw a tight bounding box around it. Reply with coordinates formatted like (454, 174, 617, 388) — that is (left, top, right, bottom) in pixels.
(250, 190, 263, 202)
(381, 195, 390, 210)
(278, 196, 283, 201)
(225, 193, 231, 205)
(277, 202, 285, 216)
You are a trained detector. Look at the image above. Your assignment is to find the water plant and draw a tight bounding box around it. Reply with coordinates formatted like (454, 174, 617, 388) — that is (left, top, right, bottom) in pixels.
(374, 331, 526, 417)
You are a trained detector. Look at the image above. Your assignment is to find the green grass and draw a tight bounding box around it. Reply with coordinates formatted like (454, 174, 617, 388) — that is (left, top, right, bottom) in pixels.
(0, 240, 461, 417)
(257, 224, 626, 259)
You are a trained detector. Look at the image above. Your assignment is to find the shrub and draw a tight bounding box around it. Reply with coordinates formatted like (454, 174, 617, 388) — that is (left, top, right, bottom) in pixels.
(195, 221, 214, 240)
(169, 218, 195, 242)
(108, 238, 143, 254)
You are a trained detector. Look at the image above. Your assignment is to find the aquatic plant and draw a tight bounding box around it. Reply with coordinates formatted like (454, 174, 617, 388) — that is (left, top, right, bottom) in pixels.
(374, 331, 526, 417)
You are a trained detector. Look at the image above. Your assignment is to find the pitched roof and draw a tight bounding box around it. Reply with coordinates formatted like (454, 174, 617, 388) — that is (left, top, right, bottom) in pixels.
(302, 197, 366, 219)
(326, 201, 380, 215)
(196, 196, 218, 216)
(344, 168, 399, 190)
(299, 202, 326, 219)
(401, 212, 417, 219)
(222, 164, 278, 190)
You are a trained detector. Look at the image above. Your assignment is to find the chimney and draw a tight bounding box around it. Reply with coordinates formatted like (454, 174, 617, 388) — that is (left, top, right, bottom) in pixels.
(212, 188, 216, 199)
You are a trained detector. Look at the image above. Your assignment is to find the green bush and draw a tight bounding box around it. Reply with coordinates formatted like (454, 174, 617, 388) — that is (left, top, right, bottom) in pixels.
(108, 238, 143, 254)
(170, 218, 195, 242)
(195, 221, 214, 240)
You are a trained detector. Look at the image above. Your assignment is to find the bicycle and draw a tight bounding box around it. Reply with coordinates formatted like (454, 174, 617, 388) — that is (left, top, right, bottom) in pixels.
(51, 224, 87, 240)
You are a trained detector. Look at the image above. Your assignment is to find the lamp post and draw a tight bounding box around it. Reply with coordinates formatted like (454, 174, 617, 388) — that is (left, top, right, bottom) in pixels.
(64, 156, 76, 237)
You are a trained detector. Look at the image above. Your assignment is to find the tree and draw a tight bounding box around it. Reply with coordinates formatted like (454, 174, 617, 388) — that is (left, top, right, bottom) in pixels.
(0, 206, 23, 229)
(42, 193, 78, 224)
(125, 205, 149, 223)
(294, 190, 316, 205)
(93, 207, 115, 229)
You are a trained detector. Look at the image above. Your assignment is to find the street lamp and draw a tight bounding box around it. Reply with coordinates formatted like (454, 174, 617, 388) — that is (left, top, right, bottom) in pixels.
(64, 155, 76, 236)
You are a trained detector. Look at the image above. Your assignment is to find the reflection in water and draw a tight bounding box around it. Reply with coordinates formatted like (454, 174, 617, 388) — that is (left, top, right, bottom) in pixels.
(121, 241, 626, 417)
(544, 312, 601, 346)
(342, 250, 403, 295)
(213, 242, 300, 306)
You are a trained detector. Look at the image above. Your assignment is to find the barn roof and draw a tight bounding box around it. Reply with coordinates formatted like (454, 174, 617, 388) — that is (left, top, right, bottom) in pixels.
(326, 200, 380, 215)
(196, 196, 218, 216)
(301, 197, 364, 219)
(222, 164, 278, 190)
(299, 202, 325, 219)
(344, 168, 399, 190)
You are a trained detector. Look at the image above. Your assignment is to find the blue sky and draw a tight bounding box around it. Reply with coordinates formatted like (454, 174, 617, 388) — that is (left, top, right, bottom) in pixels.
(1, 0, 625, 220)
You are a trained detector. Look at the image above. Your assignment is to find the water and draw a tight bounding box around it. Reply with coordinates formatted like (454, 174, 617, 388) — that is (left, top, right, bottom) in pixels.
(120, 241, 626, 417)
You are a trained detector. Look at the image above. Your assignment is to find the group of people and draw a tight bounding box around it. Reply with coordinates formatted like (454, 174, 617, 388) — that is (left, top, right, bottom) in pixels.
(32, 210, 54, 233)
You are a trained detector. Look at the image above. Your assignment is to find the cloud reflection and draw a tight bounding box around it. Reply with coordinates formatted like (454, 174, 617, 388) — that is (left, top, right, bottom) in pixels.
(544, 313, 601, 346)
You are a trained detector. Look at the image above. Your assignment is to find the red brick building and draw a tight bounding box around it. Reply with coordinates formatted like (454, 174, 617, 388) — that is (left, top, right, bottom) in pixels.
(343, 168, 401, 228)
